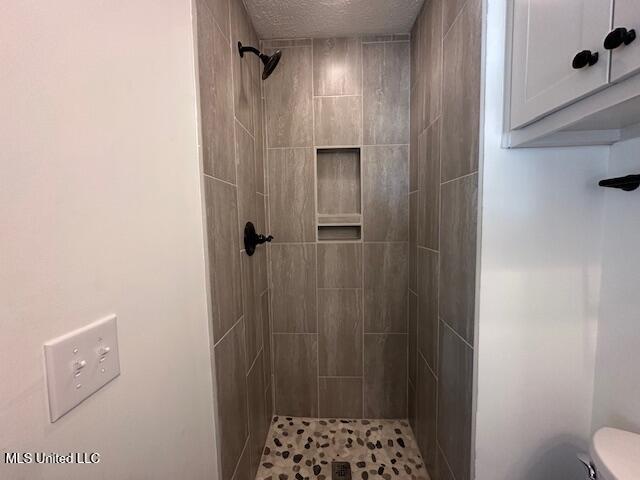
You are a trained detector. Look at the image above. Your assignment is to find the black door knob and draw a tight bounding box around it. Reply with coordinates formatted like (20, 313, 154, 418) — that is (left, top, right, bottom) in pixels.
(604, 27, 637, 50)
(572, 50, 599, 69)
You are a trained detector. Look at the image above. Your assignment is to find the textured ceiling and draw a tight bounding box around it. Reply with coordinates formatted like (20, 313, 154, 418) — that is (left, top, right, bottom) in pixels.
(244, 0, 424, 39)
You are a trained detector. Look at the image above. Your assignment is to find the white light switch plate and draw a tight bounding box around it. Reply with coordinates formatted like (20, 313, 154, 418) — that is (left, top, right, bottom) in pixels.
(44, 314, 120, 422)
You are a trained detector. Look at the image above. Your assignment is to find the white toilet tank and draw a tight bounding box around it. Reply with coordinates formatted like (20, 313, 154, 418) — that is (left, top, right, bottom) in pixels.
(590, 427, 640, 480)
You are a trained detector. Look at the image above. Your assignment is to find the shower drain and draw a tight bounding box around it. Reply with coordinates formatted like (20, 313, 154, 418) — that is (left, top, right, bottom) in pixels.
(331, 461, 352, 480)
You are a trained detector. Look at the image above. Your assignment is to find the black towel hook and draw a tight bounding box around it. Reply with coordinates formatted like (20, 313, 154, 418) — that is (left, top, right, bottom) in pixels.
(598, 174, 640, 192)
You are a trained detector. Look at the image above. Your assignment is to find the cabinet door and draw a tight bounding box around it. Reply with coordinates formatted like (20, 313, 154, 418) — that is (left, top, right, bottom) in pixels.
(610, 0, 640, 82)
(510, 0, 612, 129)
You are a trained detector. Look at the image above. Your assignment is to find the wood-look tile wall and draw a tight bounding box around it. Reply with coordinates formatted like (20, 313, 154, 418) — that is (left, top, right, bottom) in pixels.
(195, 0, 272, 478)
(409, 0, 481, 479)
(263, 36, 410, 420)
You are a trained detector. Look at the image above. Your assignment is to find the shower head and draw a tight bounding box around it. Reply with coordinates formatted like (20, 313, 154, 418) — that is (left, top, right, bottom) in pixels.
(238, 42, 282, 80)
(262, 49, 281, 79)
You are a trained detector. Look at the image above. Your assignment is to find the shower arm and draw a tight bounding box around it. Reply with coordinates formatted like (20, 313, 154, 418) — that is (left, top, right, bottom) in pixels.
(238, 43, 262, 59)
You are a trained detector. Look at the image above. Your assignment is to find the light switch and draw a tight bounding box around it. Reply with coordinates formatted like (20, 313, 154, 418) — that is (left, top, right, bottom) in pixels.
(43, 314, 120, 422)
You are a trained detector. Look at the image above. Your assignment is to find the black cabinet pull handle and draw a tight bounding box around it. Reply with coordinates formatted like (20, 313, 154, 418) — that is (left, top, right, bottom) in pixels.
(572, 50, 599, 69)
(604, 27, 636, 50)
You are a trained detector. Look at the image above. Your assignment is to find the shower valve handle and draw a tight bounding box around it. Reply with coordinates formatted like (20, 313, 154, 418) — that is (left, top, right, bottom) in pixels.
(244, 222, 273, 256)
(258, 234, 273, 243)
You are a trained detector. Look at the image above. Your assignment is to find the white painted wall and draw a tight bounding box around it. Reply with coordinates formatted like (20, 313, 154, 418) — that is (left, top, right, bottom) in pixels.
(0, 1, 218, 479)
(591, 137, 640, 435)
(475, 0, 609, 479)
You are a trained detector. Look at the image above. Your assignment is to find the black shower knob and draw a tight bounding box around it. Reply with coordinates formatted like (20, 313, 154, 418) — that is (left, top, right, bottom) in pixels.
(244, 222, 273, 256)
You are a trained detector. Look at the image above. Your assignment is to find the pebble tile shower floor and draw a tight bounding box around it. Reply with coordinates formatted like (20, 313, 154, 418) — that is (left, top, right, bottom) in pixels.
(256, 416, 429, 480)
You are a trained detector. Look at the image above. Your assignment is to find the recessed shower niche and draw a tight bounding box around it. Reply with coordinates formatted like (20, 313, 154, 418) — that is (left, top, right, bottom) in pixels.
(316, 148, 361, 241)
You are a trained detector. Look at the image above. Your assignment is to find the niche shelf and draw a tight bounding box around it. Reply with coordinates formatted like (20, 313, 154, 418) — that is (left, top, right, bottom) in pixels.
(317, 225, 361, 241)
(318, 214, 361, 225)
(316, 148, 362, 241)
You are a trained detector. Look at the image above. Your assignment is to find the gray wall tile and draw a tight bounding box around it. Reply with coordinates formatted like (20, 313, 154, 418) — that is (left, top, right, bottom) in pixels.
(236, 120, 256, 244)
(270, 244, 317, 333)
(410, 55, 425, 137)
(247, 350, 266, 478)
(408, 380, 417, 434)
(202, 0, 230, 40)
(317, 243, 362, 288)
(313, 37, 362, 96)
(261, 290, 272, 388)
(421, 0, 443, 126)
(364, 243, 408, 333)
(435, 448, 456, 480)
(198, 0, 273, 471)
(409, 192, 418, 292)
(408, 291, 418, 386)
(265, 383, 273, 425)
(441, 0, 481, 182)
(408, 0, 480, 475)
(410, 11, 423, 91)
(231, 0, 256, 133)
(318, 289, 363, 376)
(319, 377, 364, 418)
(443, 0, 468, 35)
(362, 34, 409, 42)
(317, 148, 361, 216)
(437, 323, 473, 480)
(314, 96, 363, 146)
(254, 194, 268, 294)
(204, 176, 243, 342)
(241, 252, 262, 369)
(362, 145, 409, 242)
(363, 334, 407, 418)
(265, 46, 313, 147)
(254, 91, 265, 193)
(417, 248, 438, 370)
(197, 2, 236, 183)
(363, 42, 410, 145)
(417, 355, 437, 475)
(274, 333, 318, 417)
(231, 441, 251, 480)
(418, 119, 440, 250)
(267, 148, 315, 242)
(214, 319, 249, 479)
(264, 34, 410, 420)
(440, 174, 477, 344)
(410, 133, 419, 193)
(262, 38, 312, 48)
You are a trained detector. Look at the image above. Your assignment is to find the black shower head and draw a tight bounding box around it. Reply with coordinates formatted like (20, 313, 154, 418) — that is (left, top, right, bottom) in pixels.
(261, 49, 281, 80)
(238, 42, 282, 80)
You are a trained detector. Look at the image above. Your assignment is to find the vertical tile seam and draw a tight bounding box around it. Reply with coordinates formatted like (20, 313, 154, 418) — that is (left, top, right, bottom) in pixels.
(360, 35, 366, 418)
(260, 52, 275, 412)
(436, 0, 448, 470)
(311, 38, 321, 420)
(407, 29, 414, 425)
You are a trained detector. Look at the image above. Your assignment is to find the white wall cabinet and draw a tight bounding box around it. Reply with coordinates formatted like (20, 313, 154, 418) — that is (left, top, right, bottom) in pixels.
(611, 1, 640, 82)
(510, 0, 612, 129)
(506, 0, 640, 147)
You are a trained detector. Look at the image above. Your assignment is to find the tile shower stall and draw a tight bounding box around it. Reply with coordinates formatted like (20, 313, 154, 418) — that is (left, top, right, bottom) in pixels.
(195, 0, 480, 478)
